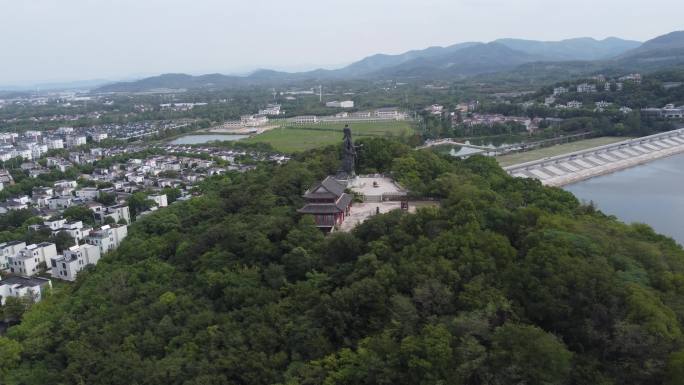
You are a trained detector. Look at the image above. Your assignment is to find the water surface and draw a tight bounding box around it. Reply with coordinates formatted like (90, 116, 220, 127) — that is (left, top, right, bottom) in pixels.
(565, 152, 684, 244)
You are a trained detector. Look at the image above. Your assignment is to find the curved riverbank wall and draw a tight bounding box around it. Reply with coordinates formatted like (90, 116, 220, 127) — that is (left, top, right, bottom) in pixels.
(503, 128, 684, 187)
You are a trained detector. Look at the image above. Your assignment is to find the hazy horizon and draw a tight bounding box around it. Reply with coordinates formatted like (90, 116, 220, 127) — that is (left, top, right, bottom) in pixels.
(2, 0, 683, 86)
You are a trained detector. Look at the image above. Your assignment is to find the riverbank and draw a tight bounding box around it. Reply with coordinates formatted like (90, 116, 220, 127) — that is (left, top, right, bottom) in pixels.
(504, 129, 684, 187)
(551, 143, 684, 186)
(496, 137, 630, 167)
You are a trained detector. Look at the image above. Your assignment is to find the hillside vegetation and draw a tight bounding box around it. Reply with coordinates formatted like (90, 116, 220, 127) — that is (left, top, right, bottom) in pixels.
(2, 138, 684, 384)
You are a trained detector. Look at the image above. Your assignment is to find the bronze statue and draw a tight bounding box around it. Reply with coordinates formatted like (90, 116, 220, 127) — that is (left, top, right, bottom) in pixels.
(340, 125, 356, 177)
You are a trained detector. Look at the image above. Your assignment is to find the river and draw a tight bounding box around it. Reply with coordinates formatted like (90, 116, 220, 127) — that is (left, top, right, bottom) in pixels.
(565, 152, 684, 244)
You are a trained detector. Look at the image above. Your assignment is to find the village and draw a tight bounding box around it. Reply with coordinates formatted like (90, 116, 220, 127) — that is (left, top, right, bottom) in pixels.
(0, 138, 289, 306)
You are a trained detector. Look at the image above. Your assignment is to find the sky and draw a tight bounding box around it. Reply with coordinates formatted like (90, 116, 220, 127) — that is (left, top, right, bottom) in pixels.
(1, 0, 683, 85)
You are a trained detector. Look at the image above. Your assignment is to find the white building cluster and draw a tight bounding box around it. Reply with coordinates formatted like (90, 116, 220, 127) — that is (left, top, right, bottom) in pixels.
(258, 104, 282, 116)
(0, 224, 127, 286)
(0, 129, 80, 162)
(325, 100, 354, 108)
(290, 107, 408, 125)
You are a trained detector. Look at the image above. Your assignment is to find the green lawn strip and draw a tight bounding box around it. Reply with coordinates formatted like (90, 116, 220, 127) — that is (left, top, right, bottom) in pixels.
(245, 121, 414, 152)
(496, 137, 633, 167)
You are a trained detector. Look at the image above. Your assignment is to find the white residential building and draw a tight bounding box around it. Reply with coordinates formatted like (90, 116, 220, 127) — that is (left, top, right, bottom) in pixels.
(46, 138, 64, 150)
(0, 133, 18, 143)
(619, 73, 642, 84)
(48, 196, 74, 210)
(595, 101, 613, 110)
(0, 275, 52, 305)
(66, 135, 87, 148)
(0, 241, 27, 270)
(293, 115, 319, 124)
(258, 104, 282, 116)
(553, 87, 568, 96)
(425, 104, 444, 115)
(240, 115, 269, 127)
(567, 101, 583, 109)
(94, 205, 131, 224)
(24, 130, 42, 139)
(55, 221, 91, 242)
(148, 194, 168, 208)
(91, 132, 108, 142)
(7, 242, 58, 276)
(50, 244, 101, 282)
(86, 224, 128, 255)
(326, 100, 354, 108)
(374, 107, 404, 119)
(5, 199, 28, 211)
(44, 218, 67, 231)
(75, 187, 100, 200)
(577, 83, 597, 93)
(29, 144, 49, 159)
(56, 127, 74, 135)
(13, 148, 32, 160)
(351, 111, 372, 118)
(54, 180, 78, 189)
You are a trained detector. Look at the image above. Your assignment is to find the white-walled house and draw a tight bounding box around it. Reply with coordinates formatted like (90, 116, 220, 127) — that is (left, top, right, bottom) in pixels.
(86, 224, 128, 254)
(326, 100, 354, 108)
(75, 187, 100, 200)
(65, 135, 87, 148)
(48, 196, 73, 210)
(46, 138, 64, 150)
(50, 244, 101, 282)
(0, 241, 26, 270)
(0, 275, 52, 305)
(148, 194, 168, 208)
(94, 204, 130, 224)
(7, 242, 58, 276)
(54, 221, 91, 242)
(44, 218, 67, 231)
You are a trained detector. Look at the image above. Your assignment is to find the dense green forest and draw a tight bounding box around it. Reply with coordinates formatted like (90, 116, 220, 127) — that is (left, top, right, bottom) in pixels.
(2, 138, 684, 384)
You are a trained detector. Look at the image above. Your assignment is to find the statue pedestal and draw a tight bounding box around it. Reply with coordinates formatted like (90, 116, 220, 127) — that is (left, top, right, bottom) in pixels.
(335, 172, 357, 187)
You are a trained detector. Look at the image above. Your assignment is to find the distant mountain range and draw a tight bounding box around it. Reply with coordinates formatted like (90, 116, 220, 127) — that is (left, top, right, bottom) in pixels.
(96, 31, 684, 92)
(0, 78, 115, 92)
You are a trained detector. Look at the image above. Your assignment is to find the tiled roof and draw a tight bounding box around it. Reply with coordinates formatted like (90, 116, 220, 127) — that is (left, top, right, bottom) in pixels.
(303, 176, 346, 199)
(0, 275, 50, 288)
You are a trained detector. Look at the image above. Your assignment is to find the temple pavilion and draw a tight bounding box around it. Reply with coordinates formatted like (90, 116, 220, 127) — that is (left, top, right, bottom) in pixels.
(297, 176, 353, 232)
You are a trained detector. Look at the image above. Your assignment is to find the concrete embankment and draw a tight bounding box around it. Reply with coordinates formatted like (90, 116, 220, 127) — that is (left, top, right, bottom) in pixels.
(504, 128, 684, 187)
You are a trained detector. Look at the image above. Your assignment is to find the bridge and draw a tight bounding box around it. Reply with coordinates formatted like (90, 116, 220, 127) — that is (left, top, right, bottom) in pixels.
(417, 138, 492, 152)
(503, 128, 684, 186)
(417, 132, 593, 158)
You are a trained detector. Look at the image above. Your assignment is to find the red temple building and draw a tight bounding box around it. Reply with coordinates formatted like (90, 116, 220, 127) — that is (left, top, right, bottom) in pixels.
(298, 176, 353, 232)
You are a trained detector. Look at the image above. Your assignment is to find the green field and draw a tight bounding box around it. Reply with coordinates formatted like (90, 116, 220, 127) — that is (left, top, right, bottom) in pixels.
(243, 121, 414, 152)
(496, 137, 631, 167)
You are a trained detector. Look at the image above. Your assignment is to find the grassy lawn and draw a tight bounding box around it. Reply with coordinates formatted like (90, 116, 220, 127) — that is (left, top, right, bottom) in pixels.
(243, 121, 414, 153)
(496, 137, 632, 167)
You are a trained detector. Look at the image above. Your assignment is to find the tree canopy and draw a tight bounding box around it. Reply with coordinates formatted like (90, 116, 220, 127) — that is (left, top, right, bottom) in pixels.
(1, 139, 684, 384)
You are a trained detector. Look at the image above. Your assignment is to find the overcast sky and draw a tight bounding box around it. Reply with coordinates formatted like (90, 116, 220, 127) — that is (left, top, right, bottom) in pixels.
(1, 0, 683, 85)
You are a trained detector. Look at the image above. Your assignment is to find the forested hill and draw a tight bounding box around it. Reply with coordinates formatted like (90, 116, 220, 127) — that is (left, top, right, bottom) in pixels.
(3, 138, 684, 384)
